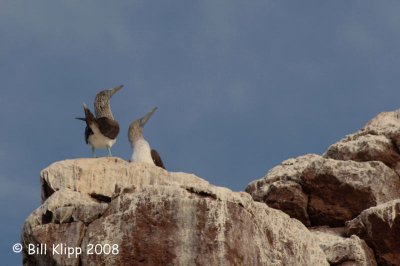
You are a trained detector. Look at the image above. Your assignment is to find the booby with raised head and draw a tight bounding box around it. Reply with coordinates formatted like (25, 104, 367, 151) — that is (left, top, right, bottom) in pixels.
(128, 107, 165, 169)
(76, 85, 123, 157)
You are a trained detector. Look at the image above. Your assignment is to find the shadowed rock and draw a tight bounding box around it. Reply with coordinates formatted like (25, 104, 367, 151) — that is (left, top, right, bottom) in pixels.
(345, 200, 400, 266)
(246, 154, 400, 227)
(311, 226, 377, 266)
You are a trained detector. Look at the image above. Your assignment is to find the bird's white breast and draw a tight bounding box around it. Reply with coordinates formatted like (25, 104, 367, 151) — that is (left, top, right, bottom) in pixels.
(88, 124, 116, 149)
(131, 139, 154, 165)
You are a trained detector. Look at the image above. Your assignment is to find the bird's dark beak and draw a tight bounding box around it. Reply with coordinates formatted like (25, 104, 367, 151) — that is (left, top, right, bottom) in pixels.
(110, 85, 123, 96)
(140, 107, 157, 127)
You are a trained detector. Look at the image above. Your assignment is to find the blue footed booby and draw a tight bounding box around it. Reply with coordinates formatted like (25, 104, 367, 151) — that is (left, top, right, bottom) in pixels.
(76, 85, 123, 157)
(128, 107, 165, 169)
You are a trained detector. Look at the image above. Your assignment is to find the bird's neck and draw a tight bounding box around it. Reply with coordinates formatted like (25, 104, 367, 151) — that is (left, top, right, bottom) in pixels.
(95, 102, 114, 119)
(131, 138, 153, 164)
(130, 134, 145, 148)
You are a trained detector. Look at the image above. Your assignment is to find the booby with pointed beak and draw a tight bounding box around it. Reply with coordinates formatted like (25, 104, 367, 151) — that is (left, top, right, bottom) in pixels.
(128, 107, 165, 169)
(76, 85, 123, 157)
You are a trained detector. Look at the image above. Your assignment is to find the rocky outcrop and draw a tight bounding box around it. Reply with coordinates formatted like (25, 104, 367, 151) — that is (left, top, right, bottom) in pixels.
(246, 154, 318, 226)
(324, 111, 400, 174)
(246, 110, 400, 265)
(22, 158, 329, 266)
(311, 226, 377, 266)
(345, 200, 400, 266)
(246, 111, 400, 222)
(246, 154, 400, 227)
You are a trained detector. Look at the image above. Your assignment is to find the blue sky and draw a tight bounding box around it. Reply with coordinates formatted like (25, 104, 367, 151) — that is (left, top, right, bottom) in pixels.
(2, 1, 400, 264)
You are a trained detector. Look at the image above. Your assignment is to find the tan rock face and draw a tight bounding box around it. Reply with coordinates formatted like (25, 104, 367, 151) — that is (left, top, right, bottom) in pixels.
(324, 134, 400, 170)
(246, 154, 320, 226)
(345, 200, 400, 266)
(311, 226, 377, 266)
(324, 111, 400, 174)
(246, 154, 400, 227)
(302, 158, 400, 226)
(22, 158, 329, 266)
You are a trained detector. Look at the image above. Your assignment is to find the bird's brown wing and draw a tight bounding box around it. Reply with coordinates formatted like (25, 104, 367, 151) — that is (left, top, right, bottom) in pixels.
(84, 126, 92, 144)
(80, 105, 98, 144)
(97, 117, 120, 139)
(151, 149, 165, 169)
